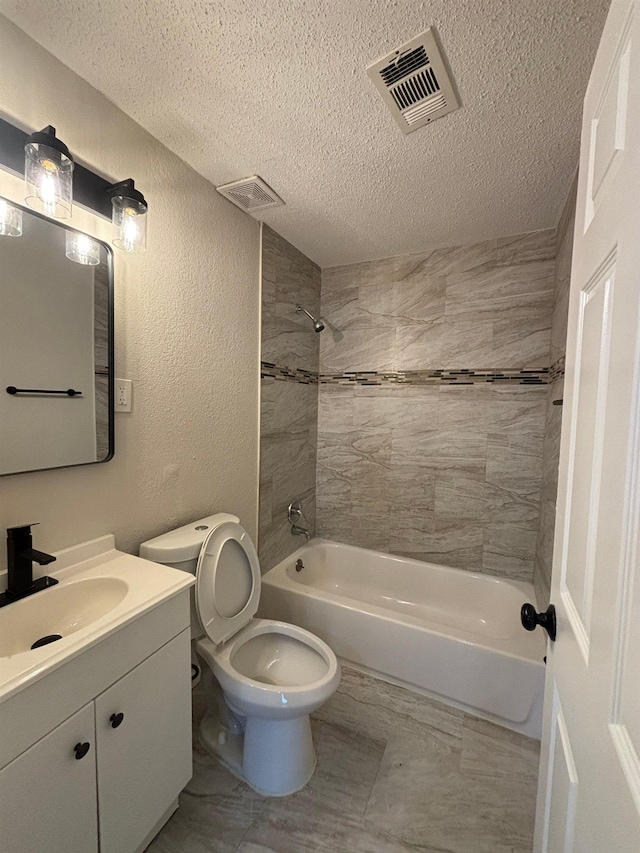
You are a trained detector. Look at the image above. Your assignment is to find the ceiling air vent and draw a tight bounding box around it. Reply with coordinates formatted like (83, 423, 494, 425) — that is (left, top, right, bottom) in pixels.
(216, 176, 284, 216)
(367, 27, 460, 134)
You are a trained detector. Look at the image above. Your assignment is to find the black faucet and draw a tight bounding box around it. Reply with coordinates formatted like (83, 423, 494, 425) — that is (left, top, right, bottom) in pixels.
(0, 524, 58, 608)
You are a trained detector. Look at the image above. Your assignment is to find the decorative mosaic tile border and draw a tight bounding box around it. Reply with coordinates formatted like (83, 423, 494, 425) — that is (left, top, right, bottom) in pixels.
(319, 368, 549, 386)
(260, 362, 318, 384)
(261, 361, 552, 387)
(549, 356, 565, 382)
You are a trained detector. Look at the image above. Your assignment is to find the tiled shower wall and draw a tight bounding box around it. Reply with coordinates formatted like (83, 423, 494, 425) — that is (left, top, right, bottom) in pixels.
(316, 231, 558, 581)
(259, 225, 321, 572)
(533, 180, 576, 605)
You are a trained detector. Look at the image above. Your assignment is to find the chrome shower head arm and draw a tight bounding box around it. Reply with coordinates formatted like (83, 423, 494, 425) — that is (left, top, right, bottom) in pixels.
(296, 305, 315, 322)
(296, 304, 325, 333)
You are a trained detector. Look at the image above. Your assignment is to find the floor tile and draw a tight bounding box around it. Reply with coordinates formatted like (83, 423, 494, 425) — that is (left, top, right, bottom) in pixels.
(239, 787, 433, 853)
(364, 713, 538, 853)
(314, 668, 464, 754)
(146, 786, 265, 853)
(307, 717, 386, 815)
(148, 665, 538, 853)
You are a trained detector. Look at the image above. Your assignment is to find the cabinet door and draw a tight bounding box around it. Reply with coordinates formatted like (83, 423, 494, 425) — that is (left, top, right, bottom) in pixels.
(0, 702, 97, 853)
(95, 629, 192, 853)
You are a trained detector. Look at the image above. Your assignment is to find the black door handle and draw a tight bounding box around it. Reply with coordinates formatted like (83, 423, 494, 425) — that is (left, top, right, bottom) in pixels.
(73, 742, 91, 760)
(110, 712, 124, 729)
(521, 603, 557, 642)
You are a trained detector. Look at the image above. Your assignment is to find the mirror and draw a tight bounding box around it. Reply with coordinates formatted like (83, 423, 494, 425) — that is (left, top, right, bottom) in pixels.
(0, 197, 114, 476)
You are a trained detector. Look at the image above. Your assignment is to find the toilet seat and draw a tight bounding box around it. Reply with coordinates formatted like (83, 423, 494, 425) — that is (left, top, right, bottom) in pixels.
(196, 618, 340, 716)
(195, 520, 261, 646)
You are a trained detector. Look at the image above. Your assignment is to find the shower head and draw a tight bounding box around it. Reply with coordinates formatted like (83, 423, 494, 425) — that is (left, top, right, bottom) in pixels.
(296, 305, 325, 333)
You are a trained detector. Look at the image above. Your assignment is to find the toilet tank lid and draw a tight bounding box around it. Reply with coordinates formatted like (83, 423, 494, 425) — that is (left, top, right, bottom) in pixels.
(139, 513, 240, 563)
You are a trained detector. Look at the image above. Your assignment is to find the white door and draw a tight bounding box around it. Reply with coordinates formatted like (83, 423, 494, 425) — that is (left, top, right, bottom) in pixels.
(95, 629, 192, 853)
(534, 0, 640, 850)
(0, 702, 98, 853)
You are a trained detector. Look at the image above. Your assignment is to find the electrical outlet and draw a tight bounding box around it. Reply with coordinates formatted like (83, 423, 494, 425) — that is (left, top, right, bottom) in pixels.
(115, 379, 132, 412)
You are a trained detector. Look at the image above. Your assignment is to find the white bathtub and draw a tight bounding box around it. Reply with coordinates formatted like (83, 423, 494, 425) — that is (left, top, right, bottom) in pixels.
(260, 539, 546, 738)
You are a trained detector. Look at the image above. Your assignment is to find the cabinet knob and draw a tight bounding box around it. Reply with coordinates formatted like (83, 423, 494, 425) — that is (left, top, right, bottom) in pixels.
(73, 742, 91, 760)
(110, 712, 124, 729)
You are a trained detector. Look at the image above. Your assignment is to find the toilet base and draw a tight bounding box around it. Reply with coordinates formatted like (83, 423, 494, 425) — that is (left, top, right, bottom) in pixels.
(199, 708, 316, 797)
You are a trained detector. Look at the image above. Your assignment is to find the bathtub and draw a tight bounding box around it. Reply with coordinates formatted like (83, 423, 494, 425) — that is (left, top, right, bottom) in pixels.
(260, 539, 546, 739)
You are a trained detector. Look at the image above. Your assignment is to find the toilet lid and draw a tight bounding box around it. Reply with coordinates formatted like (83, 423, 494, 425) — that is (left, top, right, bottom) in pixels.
(195, 520, 261, 646)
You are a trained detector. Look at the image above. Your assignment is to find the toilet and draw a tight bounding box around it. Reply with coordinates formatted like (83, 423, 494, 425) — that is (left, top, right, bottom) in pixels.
(140, 513, 340, 796)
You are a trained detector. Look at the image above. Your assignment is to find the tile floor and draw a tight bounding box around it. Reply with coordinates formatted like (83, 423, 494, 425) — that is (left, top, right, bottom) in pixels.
(147, 666, 539, 853)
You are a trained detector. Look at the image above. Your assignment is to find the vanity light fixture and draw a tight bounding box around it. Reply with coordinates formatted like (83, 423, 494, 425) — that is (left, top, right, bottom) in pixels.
(0, 198, 22, 236)
(0, 116, 148, 250)
(24, 126, 74, 219)
(109, 179, 147, 254)
(65, 230, 100, 266)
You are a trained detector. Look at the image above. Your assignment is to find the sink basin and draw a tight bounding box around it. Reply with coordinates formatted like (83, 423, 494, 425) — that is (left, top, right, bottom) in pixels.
(0, 577, 128, 658)
(0, 533, 195, 705)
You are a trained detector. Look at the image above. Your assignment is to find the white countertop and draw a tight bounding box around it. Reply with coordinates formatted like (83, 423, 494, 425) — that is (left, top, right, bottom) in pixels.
(0, 535, 194, 705)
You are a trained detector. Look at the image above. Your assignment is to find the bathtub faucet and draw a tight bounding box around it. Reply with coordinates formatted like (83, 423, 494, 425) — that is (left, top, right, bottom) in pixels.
(288, 498, 311, 542)
(292, 525, 310, 542)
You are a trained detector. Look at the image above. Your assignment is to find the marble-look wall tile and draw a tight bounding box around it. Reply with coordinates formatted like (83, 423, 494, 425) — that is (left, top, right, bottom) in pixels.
(259, 228, 320, 572)
(533, 179, 576, 605)
(320, 327, 396, 373)
(483, 524, 539, 581)
(496, 228, 556, 267)
(261, 225, 321, 374)
(318, 231, 556, 583)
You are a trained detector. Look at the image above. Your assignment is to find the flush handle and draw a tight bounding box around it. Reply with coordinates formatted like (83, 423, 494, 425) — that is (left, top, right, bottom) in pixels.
(521, 603, 557, 642)
(73, 742, 91, 760)
(110, 712, 124, 729)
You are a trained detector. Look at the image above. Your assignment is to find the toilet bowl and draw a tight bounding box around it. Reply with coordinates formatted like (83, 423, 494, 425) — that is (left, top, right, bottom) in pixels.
(140, 513, 340, 796)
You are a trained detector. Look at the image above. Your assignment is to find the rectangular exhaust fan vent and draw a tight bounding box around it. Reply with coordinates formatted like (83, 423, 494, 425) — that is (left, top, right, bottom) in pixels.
(367, 27, 460, 134)
(216, 176, 284, 216)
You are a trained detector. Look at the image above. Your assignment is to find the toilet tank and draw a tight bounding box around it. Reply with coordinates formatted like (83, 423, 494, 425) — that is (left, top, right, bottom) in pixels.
(139, 513, 240, 575)
(140, 513, 240, 642)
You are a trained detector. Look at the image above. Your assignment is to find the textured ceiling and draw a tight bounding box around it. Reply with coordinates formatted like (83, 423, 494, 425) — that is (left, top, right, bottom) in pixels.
(0, 1, 610, 267)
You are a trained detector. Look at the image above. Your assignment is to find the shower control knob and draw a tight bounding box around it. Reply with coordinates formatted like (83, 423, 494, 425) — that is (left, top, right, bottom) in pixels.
(521, 603, 557, 642)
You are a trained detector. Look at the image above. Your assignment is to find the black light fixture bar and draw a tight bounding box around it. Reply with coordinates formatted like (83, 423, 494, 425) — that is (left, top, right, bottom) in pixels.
(0, 115, 113, 219)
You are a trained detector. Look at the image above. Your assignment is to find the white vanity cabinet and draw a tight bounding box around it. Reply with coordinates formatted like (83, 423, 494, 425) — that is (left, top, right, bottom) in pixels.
(96, 629, 192, 853)
(0, 702, 98, 853)
(0, 597, 193, 853)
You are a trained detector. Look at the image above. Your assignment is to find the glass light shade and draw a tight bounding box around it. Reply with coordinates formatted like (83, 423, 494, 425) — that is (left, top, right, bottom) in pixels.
(112, 196, 147, 253)
(0, 198, 22, 236)
(65, 230, 100, 265)
(24, 141, 74, 219)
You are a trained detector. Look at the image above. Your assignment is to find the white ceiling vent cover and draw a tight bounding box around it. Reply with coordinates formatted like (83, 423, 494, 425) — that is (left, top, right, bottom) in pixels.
(367, 27, 460, 135)
(216, 176, 284, 215)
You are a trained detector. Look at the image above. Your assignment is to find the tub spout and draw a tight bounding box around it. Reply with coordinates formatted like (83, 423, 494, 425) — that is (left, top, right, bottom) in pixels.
(291, 524, 310, 542)
(288, 498, 311, 541)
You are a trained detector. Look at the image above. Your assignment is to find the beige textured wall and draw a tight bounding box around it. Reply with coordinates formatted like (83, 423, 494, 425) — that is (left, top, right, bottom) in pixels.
(0, 16, 260, 572)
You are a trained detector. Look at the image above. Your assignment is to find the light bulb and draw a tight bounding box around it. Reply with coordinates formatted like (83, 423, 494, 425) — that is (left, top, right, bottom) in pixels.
(37, 159, 61, 218)
(121, 207, 139, 252)
(24, 129, 74, 219)
(0, 198, 22, 237)
(66, 230, 100, 265)
(111, 191, 147, 253)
